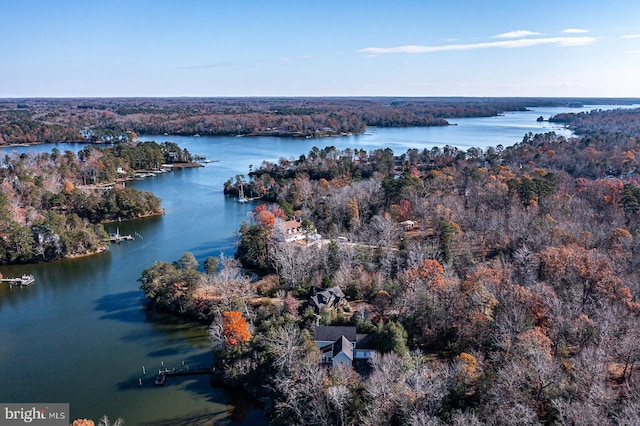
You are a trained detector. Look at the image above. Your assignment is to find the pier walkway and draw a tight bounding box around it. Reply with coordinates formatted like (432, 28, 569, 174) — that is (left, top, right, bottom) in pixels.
(154, 367, 214, 386)
(1, 275, 35, 286)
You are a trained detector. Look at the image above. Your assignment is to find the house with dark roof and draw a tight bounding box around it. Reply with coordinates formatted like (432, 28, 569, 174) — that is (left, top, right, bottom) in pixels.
(314, 325, 374, 368)
(309, 286, 346, 312)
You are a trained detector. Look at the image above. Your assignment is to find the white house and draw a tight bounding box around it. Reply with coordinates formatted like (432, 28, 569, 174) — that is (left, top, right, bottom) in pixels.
(276, 218, 321, 243)
(400, 220, 416, 230)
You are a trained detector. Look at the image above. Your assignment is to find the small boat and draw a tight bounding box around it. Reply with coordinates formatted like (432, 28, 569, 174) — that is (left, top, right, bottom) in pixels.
(237, 182, 248, 203)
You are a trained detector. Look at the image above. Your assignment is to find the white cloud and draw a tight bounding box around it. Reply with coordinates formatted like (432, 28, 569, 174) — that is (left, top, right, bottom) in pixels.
(621, 34, 640, 39)
(562, 28, 589, 34)
(493, 30, 540, 38)
(359, 36, 597, 55)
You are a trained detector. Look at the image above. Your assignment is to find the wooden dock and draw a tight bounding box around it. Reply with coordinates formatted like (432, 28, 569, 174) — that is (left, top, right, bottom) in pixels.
(154, 367, 214, 386)
(1, 275, 35, 286)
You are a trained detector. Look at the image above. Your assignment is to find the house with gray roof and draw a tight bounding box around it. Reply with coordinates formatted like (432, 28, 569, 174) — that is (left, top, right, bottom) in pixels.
(314, 325, 374, 368)
(309, 286, 346, 312)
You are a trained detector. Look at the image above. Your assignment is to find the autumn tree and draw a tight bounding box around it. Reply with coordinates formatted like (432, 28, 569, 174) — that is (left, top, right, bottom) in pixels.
(222, 311, 251, 346)
(256, 209, 276, 229)
(70, 420, 95, 426)
(539, 244, 621, 310)
(455, 264, 500, 350)
(391, 199, 412, 222)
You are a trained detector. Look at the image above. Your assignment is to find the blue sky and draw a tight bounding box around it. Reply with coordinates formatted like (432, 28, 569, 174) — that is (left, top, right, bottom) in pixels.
(2, 0, 639, 98)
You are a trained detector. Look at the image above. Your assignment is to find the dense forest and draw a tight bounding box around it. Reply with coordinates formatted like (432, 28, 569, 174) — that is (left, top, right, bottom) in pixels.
(2, 97, 638, 145)
(0, 141, 193, 264)
(550, 107, 640, 136)
(139, 106, 640, 424)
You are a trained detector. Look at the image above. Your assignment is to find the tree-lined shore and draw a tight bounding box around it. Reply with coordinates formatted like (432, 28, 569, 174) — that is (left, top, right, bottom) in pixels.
(140, 105, 640, 425)
(5, 98, 640, 423)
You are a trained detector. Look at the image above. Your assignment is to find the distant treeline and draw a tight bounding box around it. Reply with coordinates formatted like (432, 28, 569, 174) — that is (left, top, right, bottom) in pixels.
(2, 97, 638, 145)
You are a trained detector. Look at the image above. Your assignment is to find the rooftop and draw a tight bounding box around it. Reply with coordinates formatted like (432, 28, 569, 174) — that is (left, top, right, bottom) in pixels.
(314, 325, 357, 342)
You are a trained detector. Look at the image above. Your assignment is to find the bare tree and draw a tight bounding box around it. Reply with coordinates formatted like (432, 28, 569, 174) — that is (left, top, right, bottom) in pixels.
(513, 244, 538, 287)
(406, 411, 444, 426)
(272, 354, 328, 425)
(552, 399, 608, 425)
(364, 214, 399, 249)
(270, 240, 314, 289)
(483, 358, 538, 425)
(203, 254, 253, 312)
(362, 352, 408, 425)
(326, 384, 350, 426)
(208, 312, 225, 350)
(262, 323, 307, 371)
(615, 392, 640, 426)
(97, 416, 124, 426)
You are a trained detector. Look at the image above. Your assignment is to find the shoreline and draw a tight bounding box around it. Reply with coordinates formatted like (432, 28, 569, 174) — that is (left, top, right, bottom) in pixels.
(64, 245, 110, 260)
(101, 209, 165, 224)
(0, 210, 166, 267)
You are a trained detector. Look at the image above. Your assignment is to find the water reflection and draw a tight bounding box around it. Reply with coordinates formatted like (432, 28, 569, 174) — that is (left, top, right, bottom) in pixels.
(95, 291, 146, 324)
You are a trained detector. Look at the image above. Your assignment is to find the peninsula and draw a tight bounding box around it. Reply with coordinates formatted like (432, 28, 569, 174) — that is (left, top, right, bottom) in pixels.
(140, 105, 640, 425)
(0, 141, 196, 264)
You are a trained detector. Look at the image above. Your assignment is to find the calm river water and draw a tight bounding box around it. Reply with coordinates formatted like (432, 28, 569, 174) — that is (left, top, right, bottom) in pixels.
(0, 105, 635, 425)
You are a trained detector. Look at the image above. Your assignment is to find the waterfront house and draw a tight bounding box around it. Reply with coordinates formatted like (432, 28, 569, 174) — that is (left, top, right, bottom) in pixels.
(278, 219, 305, 242)
(275, 218, 322, 244)
(314, 325, 374, 368)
